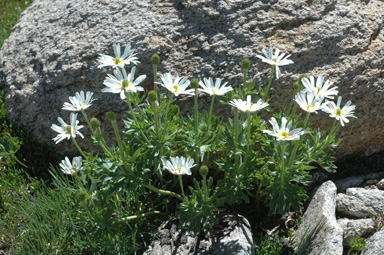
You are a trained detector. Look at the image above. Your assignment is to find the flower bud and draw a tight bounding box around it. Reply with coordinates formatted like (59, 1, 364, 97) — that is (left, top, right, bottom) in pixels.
(148, 90, 157, 103)
(190, 78, 199, 89)
(90, 117, 100, 129)
(199, 165, 209, 177)
(293, 81, 300, 90)
(232, 93, 241, 100)
(106, 111, 116, 121)
(151, 54, 160, 65)
(241, 58, 251, 70)
(77, 190, 87, 202)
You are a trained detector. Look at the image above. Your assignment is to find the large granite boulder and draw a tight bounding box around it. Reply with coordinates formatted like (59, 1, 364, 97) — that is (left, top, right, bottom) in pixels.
(1, 0, 384, 157)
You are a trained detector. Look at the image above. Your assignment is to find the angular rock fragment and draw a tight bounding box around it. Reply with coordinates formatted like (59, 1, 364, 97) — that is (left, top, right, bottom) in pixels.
(294, 181, 343, 255)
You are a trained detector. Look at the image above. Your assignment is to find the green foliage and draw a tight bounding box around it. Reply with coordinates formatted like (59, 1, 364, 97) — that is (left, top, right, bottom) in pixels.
(254, 233, 286, 255)
(347, 237, 365, 255)
(0, 0, 34, 48)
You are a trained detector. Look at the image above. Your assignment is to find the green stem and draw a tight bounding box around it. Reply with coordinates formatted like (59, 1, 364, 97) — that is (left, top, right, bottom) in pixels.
(262, 66, 275, 102)
(280, 141, 286, 187)
(288, 112, 310, 168)
(193, 88, 199, 136)
(81, 110, 110, 155)
(143, 183, 183, 201)
(71, 137, 87, 159)
(243, 69, 248, 99)
(207, 95, 216, 132)
(11, 154, 28, 168)
(111, 119, 124, 158)
(245, 111, 252, 164)
(162, 93, 174, 141)
(202, 175, 208, 201)
(118, 210, 162, 222)
(153, 64, 158, 91)
(287, 87, 298, 115)
(152, 100, 160, 138)
(126, 93, 150, 144)
(179, 175, 186, 198)
(234, 107, 239, 173)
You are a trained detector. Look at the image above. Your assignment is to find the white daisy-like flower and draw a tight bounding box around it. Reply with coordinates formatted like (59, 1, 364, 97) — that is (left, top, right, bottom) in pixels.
(256, 47, 294, 79)
(162, 156, 196, 176)
(51, 112, 84, 144)
(229, 95, 269, 112)
(302, 76, 338, 99)
(59, 156, 84, 175)
(262, 117, 306, 141)
(156, 73, 194, 96)
(102, 66, 146, 100)
(62, 91, 96, 111)
(294, 90, 324, 114)
(322, 96, 356, 126)
(97, 43, 139, 69)
(198, 77, 233, 96)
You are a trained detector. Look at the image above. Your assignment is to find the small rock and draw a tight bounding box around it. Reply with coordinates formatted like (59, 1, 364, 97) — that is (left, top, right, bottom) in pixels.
(377, 179, 384, 190)
(361, 227, 384, 255)
(143, 213, 254, 255)
(294, 181, 343, 255)
(337, 218, 375, 246)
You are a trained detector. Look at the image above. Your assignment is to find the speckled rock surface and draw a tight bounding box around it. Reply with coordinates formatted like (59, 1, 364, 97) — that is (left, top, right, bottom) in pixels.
(294, 181, 343, 255)
(1, 0, 384, 156)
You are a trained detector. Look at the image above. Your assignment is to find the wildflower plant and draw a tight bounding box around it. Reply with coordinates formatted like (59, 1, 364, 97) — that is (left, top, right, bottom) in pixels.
(50, 44, 356, 238)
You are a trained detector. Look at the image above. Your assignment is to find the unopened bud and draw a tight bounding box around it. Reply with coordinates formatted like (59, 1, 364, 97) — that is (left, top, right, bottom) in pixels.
(199, 165, 209, 177)
(190, 78, 199, 89)
(106, 111, 116, 121)
(148, 90, 157, 103)
(298, 74, 307, 84)
(241, 58, 251, 70)
(77, 190, 87, 202)
(293, 81, 300, 90)
(90, 117, 100, 129)
(151, 54, 160, 65)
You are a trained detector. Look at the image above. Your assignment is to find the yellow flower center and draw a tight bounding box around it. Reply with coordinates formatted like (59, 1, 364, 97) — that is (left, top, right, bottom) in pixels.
(65, 125, 72, 134)
(272, 58, 277, 63)
(113, 57, 123, 65)
(121, 79, 131, 88)
(279, 131, 290, 139)
(316, 87, 321, 95)
(177, 166, 182, 174)
(172, 85, 180, 93)
(306, 104, 314, 111)
(334, 108, 343, 116)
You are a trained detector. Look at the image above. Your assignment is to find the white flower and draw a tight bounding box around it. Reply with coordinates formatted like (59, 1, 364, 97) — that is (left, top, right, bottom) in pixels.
(162, 156, 196, 175)
(51, 112, 84, 144)
(322, 96, 356, 126)
(157, 73, 193, 96)
(256, 47, 294, 79)
(62, 91, 96, 111)
(102, 66, 146, 100)
(302, 76, 338, 99)
(97, 43, 139, 69)
(59, 156, 84, 175)
(294, 90, 324, 114)
(262, 117, 305, 141)
(229, 95, 269, 112)
(198, 77, 233, 96)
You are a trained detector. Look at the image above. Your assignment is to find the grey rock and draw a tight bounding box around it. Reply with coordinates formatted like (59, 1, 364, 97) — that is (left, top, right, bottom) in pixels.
(361, 227, 384, 255)
(1, 0, 384, 157)
(334, 172, 384, 192)
(336, 188, 384, 218)
(294, 181, 343, 255)
(377, 179, 384, 190)
(143, 214, 254, 255)
(337, 218, 375, 246)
